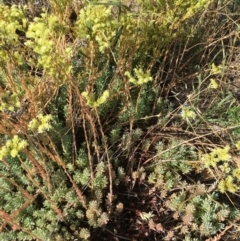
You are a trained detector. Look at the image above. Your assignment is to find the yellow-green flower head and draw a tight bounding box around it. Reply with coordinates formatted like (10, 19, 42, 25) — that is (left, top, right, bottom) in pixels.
(211, 63, 222, 75)
(202, 152, 218, 167)
(94, 90, 109, 107)
(17, 140, 28, 150)
(233, 168, 240, 181)
(28, 119, 39, 131)
(218, 175, 238, 193)
(209, 78, 218, 89)
(82, 90, 109, 108)
(75, 4, 117, 52)
(10, 149, 19, 158)
(218, 179, 226, 193)
(0, 146, 9, 160)
(181, 106, 196, 120)
(212, 146, 231, 162)
(0, 135, 28, 160)
(219, 162, 230, 174)
(5, 140, 12, 148)
(28, 114, 52, 133)
(82, 91, 95, 107)
(125, 68, 153, 85)
(0, 92, 21, 112)
(38, 123, 51, 133)
(203, 146, 231, 168)
(39, 114, 52, 124)
(12, 135, 20, 145)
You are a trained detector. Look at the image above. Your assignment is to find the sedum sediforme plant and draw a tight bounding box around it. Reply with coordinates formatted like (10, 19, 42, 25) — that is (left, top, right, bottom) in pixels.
(0, 0, 239, 240)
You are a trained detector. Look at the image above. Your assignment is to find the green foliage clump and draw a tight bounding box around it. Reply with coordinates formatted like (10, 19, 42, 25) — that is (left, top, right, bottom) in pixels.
(167, 192, 232, 236)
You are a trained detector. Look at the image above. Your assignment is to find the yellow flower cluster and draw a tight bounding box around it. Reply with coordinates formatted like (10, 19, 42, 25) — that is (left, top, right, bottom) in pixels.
(208, 63, 222, 89)
(202, 144, 240, 193)
(75, 5, 118, 52)
(218, 176, 238, 193)
(28, 113, 52, 133)
(202, 146, 231, 168)
(0, 91, 21, 112)
(180, 106, 196, 120)
(125, 68, 152, 86)
(82, 90, 109, 108)
(137, 0, 211, 32)
(0, 5, 27, 63)
(25, 13, 72, 82)
(0, 135, 28, 159)
(211, 63, 222, 75)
